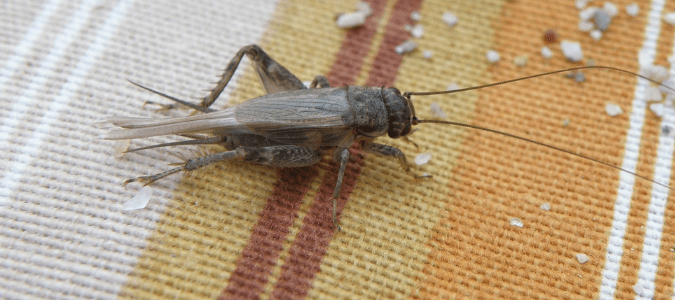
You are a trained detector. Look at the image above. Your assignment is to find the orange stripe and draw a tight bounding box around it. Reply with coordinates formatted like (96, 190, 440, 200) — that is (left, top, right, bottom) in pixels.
(415, 0, 650, 298)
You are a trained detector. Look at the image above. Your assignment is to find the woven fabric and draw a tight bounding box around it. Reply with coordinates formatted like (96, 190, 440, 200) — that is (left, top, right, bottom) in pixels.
(2, 0, 675, 299)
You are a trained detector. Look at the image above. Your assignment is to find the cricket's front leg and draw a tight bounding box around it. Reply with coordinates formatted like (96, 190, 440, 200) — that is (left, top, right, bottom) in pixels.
(362, 142, 430, 179)
(203, 45, 307, 108)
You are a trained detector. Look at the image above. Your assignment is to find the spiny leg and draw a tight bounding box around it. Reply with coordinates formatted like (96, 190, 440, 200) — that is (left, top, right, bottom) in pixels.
(127, 145, 321, 184)
(125, 150, 241, 185)
(309, 75, 330, 89)
(332, 147, 350, 230)
(202, 44, 307, 108)
(362, 142, 430, 179)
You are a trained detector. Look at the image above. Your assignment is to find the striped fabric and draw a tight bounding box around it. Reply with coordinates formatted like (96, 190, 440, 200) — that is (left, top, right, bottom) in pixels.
(2, 0, 675, 299)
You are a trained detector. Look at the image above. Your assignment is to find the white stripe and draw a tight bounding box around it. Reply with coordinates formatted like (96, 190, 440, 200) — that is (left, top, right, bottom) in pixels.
(0, 0, 134, 200)
(599, 0, 665, 298)
(0, 0, 63, 89)
(634, 110, 675, 300)
(0, 0, 98, 147)
(634, 24, 675, 300)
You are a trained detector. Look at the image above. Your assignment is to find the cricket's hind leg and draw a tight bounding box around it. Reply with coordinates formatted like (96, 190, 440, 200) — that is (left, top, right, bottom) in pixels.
(202, 44, 308, 108)
(125, 145, 321, 185)
(139, 44, 310, 112)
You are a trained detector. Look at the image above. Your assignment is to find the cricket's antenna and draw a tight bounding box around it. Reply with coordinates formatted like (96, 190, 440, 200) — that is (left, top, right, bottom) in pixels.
(403, 66, 675, 97)
(415, 119, 674, 192)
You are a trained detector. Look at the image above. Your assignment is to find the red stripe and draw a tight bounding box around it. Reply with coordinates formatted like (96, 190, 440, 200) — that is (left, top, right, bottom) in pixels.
(269, 1, 423, 299)
(218, 0, 390, 299)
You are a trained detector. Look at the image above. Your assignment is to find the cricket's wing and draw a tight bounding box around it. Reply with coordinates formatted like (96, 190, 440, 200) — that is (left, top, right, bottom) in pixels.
(101, 88, 355, 147)
(233, 87, 355, 147)
(101, 107, 248, 140)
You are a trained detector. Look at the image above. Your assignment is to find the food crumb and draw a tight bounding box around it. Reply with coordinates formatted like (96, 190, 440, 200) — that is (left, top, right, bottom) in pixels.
(578, 20, 594, 32)
(540, 202, 551, 211)
(509, 218, 524, 228)
(664, 12, 675, 25)
(486, 50, 500, 63)
(114, 140, 131, 157)
(574, 72, 586, 83)
(513, 55, 528, 67)
(561, 40, 584, 62)
(395, 40, 417, 55)
(633, 283, 644, 296)
(644, 85, 663, 102)
(422, 50, 433, 59)
(626, 3, 639, 16)
(123, 186, 153, 211)
(640, 64, 669, 83)
(590, 29, 602, 41)
(336, 12, 367, 28)
(430, 103, 446, 118)
(605, 103, 623, 116)
(650, 103, 666, 117)
(543, 29, 558, 43)
(594, 9, 612, 31)
(563, 118, 570, 126)
(411, 24, 424, 38)
(411, 11, 421, 21)
(541, 46, 553, 59)
(576, 253, 589, 264)
(442, 11, 458, 27)
(415, 153, 432, 165)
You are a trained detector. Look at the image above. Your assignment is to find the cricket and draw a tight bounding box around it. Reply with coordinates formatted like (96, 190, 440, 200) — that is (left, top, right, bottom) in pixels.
(102, 44, 674, 229)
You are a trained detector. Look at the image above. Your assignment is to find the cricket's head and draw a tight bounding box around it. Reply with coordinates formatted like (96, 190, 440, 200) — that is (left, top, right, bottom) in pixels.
(382, 87, 416, 139)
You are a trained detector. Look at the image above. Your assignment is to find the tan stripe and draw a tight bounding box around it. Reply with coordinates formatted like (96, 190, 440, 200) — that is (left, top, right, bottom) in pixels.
(414, 0, 651, 298)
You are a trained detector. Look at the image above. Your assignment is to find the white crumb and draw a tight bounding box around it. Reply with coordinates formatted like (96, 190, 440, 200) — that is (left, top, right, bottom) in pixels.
(486, 50, 500, 63)
(430, 103, 446, 118)
(446, 83, 460, 91)
(513, 55, 528, 67)
(602, 2, 618, 18)
(579, 7, 599, 21)
(442, 11, 458, 27)
(576, 253, 589, 264)
(633, 284, 644, 296)
(659, 77, 675, 96)
(575, 0, 588, 10)
(540, 202, 551, 211)
(590, 29, 602, 41)
(356, 1, 373, 16)
(411, 24, 425, 38)
(422, 50, 433, 59)
(113, 140, 131, 158)
(560, 41, 584, 62)
(509, 218, 524, 228)
(594, 10, 612, 31)
(605, 103, 623, 116)
(395, 40, 417, 55)
(415, 153, 432, 165)
(665, 12, 675, 25)
(640, 64, 669, 83)
(645, 85, 663, 102)
(650, 103, 666, 117)
(541, 46, 553, 59)
(336, 11, 368, 28)
(123, 186, 153, 211)
(411, 11, 421, 21)
(626, 3, 639, 16)
(578, 20, 594, 32)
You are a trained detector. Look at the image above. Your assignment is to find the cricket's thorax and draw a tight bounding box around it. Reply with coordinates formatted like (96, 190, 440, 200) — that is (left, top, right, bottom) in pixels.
(346, 86, 389, 138)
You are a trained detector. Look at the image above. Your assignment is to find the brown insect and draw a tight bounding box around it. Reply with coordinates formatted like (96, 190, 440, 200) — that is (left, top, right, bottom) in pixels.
(102, 44, 671, 229)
